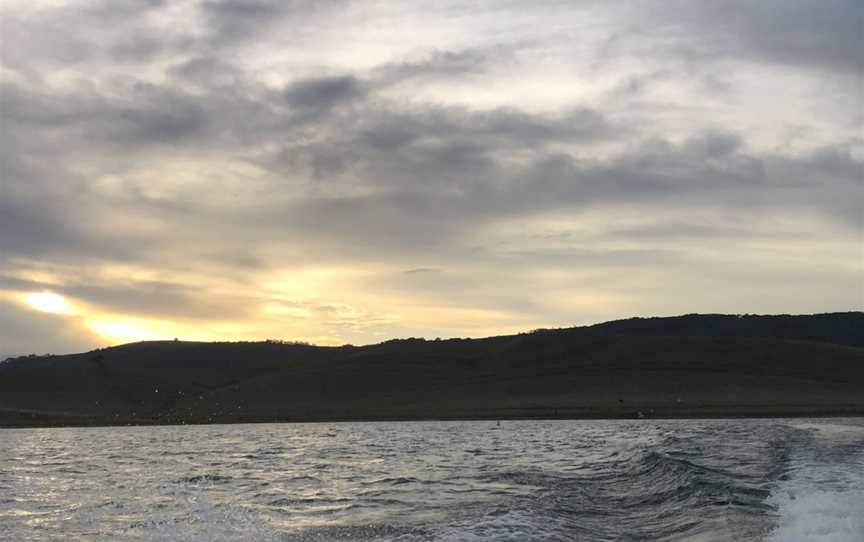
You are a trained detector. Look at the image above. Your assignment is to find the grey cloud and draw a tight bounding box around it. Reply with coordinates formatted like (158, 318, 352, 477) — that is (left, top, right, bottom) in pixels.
(263, 104, 615, 183)
(795, 147, 863, 184)
(202, 0, 283, 18)
(0, 189, 143, 265)
(403, 268, 442, 275)
(375, 47, 507, 84)
(387, 107, 611, 147)
(0, 274, 257, 322)
(62, 281, 259, 321)
(206, 250, 264, 269)
(121, 101, 208, 143)
(0, 301, 102, 359)
(199, 0, 347, 47)
(0, 200, 82, 258)
(2, 81, 208, 145)
(108, 33, 197, 64)
(81, 0, 167, 19)
(685, 132, 742, 159)
(0, 276, 43, 292)
(0, 0, 337, 84)
(496, 247, 687, 269)
(3, 41, 858, 271)
(200, 0, 287, 43)
(284, 74, 364, 113)
(464, 108, 610, 146)
(0, 1, 186, 72)
(607, 69, 676, 98)
(598, 223, 797, 242)
(0, 0, 858, 333)
(248, 135, 861, 264)
(168, 57, 244, 87)
(635, 0, 863, 73)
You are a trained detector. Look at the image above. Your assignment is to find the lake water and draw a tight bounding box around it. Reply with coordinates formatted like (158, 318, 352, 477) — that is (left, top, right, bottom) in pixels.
(1, 419, 862, 541)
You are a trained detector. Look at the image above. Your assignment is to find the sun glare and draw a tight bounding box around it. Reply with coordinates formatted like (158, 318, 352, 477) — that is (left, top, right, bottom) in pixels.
(89, 321, 157, 343)
(24, 291, 72, 314)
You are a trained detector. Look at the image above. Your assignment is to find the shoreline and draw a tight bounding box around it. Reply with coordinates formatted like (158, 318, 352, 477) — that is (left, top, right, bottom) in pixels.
(4, 316, 862, 431)
(4, 407, 864, 429)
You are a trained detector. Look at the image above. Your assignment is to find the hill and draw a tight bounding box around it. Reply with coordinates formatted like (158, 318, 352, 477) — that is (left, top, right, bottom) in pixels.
(1, 313, 862, 427)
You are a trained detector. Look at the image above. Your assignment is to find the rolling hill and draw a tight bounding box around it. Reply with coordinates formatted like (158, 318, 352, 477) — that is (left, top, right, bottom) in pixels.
(1, 312, 862, 427)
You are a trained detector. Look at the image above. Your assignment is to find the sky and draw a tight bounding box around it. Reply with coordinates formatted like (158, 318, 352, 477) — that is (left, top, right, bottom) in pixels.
(0, 0, 861, 357)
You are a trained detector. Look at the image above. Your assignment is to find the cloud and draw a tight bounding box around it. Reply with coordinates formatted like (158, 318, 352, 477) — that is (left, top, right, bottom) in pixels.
(0, 301, 102, 360)
(403, 268, 442, 275)
(64, 280, 259, 321)
(0, 273, 255, 322)
(260, 135, 859, 253)
(199, 0, 348, 48)
(283, 74, 364, 119)
(625, 0, 863, 74)
(0, 0, 858, 347)
(374, 46, 510, 84)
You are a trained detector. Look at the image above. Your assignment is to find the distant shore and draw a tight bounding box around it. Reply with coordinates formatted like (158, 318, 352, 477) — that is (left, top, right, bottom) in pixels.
(3, 313, 862, 430)
(3, 406, 864, 429)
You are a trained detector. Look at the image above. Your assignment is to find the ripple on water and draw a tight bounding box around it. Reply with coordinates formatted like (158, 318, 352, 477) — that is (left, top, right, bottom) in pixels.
(1, 418, 863, 541)
(180, 474, 234, 485)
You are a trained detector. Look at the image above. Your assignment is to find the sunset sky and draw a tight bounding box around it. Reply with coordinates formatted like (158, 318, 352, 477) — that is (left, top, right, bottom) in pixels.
(1, 0, 861, 358)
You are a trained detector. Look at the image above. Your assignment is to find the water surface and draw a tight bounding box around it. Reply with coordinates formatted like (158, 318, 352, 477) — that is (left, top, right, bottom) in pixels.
(2, 419, 862, 541)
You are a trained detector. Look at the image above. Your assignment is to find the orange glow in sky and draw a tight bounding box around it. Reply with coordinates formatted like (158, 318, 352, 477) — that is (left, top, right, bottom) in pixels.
(88, 321, 158, 343)
(23, 292, 72, 315)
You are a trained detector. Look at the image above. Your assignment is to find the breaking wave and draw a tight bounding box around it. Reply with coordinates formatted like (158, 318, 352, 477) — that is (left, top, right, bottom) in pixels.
(766, 422, 864, 542)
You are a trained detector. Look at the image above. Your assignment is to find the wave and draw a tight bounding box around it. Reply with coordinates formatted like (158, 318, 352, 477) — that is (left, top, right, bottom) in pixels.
(766, 427, 864, 542)
(768, 485, 864, 542)
(5, 419, 861, 541)
(477, 445, 778, 540)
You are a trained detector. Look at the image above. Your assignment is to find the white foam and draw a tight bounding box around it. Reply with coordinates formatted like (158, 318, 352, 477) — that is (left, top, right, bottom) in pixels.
(767, 486, 864, 542)
(766, 431, 864, 542)
(766, 420, 864, 541)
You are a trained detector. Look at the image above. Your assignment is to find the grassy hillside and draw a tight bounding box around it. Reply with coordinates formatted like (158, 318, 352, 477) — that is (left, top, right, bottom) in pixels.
(1, 313, 862, 427)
